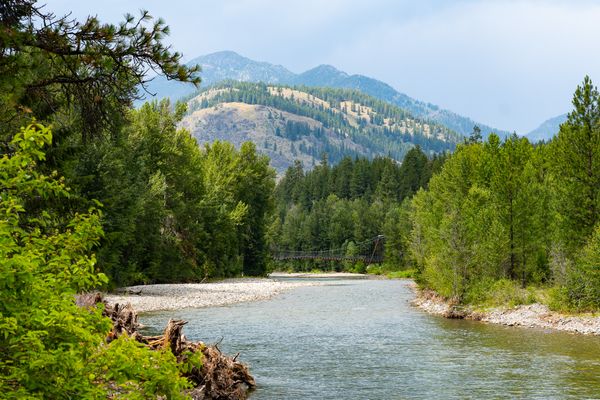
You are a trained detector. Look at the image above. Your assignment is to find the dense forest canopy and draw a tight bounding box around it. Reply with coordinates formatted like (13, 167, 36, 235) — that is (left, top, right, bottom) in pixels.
(408, 76, 600, 310)
(269, 147, 447, 272)
(1, 2, 246, 397)
(1, 1, 276, 287)
(270, 76, 599, 312)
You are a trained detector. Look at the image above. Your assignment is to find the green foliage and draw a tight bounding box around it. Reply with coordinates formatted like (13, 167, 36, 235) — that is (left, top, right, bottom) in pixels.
(88, 101, 275, 286)
(92, 101, 209, 285)
(0, 2, 276, 287)
(408, 76, 600, 310)
(0, 124, 189, 398)
(89, 334, 191, 399)
(196, 140, 275, 277)
(2, 4, 274, 395)
(463, 279, 536, 308)
(271, 149, 441, 272)
(551, 75, 600, 253)
(385, 269, 418, 279)
(565, 224, 600, 311)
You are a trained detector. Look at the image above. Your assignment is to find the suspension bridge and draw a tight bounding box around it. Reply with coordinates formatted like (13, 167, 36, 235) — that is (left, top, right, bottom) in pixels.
(272, 235, 385, 264)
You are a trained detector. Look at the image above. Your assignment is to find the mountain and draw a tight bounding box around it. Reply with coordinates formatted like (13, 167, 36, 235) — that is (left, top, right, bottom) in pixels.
(293, 64, 510, 139)
(145, 51, 510, 138)
(145, 51, 293, 101)
(293, 64, 351, 87)
(189, 50, 295, 85)
(179, 81, 461, 174)
(526, 113, 567, 142)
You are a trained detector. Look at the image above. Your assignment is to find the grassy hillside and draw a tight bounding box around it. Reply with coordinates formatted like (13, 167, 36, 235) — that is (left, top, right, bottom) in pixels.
(147, 51, 510, 138)
(180, 81, 461, 174)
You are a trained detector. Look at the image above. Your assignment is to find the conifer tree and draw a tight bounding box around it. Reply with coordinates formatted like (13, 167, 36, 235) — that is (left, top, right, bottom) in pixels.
(552, 76, 600, 252)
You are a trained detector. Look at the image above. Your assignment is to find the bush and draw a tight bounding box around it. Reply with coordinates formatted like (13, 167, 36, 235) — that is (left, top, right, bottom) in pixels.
(365, 264, 382, 275)
(385, 269, 417, 279)
(547, 286, 572, 312)
(464, 278, 534, 307)
(89, 334, 191, 399)
(565, 225, 600, 311)
(0, 124, 189, 399)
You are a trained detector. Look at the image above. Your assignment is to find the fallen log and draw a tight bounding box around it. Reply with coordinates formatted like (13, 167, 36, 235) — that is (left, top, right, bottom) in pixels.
(76, 293, 255, 399)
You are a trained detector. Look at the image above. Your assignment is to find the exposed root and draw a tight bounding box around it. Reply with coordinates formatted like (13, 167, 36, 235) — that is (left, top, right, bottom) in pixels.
(76, 293, 255, 399)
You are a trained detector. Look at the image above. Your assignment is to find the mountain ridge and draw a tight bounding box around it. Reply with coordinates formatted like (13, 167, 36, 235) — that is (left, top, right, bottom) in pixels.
(179, 81, 461, 174)
(525, 113, 567, 142)
(145, 51, 511, 138)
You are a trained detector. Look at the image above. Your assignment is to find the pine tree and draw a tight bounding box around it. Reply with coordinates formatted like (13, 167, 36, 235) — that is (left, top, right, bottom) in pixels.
(467, 125, 483, 144)
(552, 76, 600, 252)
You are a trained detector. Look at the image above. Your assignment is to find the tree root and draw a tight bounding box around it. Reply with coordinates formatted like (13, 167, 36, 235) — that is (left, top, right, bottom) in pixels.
(78, 293, 256, 399)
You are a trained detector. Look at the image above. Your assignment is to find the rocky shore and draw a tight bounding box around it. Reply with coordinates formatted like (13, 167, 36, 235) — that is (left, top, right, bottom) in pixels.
(410, 283, 600, 335)
(105, 277, 322, 313)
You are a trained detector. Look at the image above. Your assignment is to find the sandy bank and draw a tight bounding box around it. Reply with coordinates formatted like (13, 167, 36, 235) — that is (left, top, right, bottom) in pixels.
(105, 278, 322, 313)
(410, 283, 600, 335)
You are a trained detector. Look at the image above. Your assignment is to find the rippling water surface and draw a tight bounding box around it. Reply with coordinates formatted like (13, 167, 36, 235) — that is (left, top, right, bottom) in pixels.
(141, 279, 600, 399)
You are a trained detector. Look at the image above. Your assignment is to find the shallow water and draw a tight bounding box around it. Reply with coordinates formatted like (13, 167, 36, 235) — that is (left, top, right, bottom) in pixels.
(141, 279, 600, 399)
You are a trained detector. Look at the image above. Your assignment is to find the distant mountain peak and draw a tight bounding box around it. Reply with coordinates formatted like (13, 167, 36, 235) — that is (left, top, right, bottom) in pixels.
(196, 50, 244, 59)
(206, 50, 242, 57)
(145, 50, 511, 138)
(526, 113, 567, 142)
(295, 64, 350, 87)
(306, 64, 347, 75)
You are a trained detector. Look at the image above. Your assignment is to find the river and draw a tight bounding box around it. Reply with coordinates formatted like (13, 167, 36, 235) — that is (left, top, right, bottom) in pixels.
(140, 278, 600, 399)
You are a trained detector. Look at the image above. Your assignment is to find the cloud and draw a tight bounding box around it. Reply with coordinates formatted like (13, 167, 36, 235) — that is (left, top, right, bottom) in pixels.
(44, 0, 600, 132)
(326, 0, 600, 132)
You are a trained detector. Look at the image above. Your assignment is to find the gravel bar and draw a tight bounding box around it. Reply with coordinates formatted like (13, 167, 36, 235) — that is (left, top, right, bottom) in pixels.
(105, 278, 322, 313)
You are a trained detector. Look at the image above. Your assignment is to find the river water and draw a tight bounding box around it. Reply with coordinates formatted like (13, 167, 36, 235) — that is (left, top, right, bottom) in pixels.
(141, 278, 600, 399)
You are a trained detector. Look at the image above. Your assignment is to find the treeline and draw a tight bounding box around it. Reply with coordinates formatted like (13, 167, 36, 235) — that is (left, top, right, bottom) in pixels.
(190, 81, 459, 160)
(0, 3, 275, 288)
(408, 77, 600, 310)
(0, 3, 262, 397)
(270, 147, 446, 271)
(91, 103, 274, 286)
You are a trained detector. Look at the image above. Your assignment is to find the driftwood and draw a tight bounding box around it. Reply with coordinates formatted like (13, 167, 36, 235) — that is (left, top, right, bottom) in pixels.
(76, 293, 255, 400)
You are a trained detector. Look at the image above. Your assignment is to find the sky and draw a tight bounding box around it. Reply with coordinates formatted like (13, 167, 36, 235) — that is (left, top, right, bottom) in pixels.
(45, 0, 600, 133)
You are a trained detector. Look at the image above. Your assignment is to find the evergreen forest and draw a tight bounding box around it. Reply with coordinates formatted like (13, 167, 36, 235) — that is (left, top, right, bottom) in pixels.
(186, 81, 460, 164)
(1, 1, 599, 398)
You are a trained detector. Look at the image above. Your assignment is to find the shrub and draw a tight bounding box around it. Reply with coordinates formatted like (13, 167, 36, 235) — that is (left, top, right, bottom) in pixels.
(385, 269, 417, 279)
(464, 278, 533, 307)
(0, 124, 189, 399)
(565, 225, 600, 311)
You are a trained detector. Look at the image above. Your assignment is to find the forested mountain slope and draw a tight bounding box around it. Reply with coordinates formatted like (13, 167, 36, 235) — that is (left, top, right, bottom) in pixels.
(179, 81, 461, 174)
(147, 51, 511, 138)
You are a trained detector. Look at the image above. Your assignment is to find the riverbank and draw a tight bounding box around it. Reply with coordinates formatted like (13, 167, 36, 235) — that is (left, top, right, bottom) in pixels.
(410, 282, 600, 335)
(105, 277, 324, 313)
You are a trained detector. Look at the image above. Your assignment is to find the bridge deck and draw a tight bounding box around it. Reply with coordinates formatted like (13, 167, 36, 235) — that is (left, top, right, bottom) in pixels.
(272, 235, 385, 264)
(272, 254, 383, 263)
